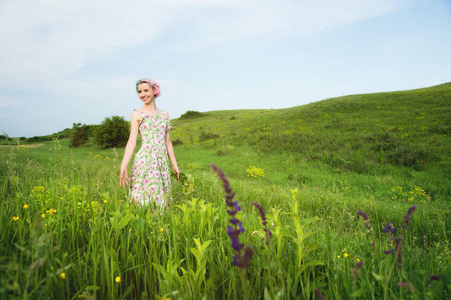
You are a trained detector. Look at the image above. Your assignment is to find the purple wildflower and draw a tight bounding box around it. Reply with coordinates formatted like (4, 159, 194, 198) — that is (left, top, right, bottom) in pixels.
(356, 211, 373, 235)
(429, 275, 439, 283)
(229, 219, 240, 225)
(356, 210, 374, 250)
(253, 202, 272, 248)
(315, 289, 325, 300)
(394, 205, 417, 270)
(231, 237, 244, 251)
(395, 237, 403, 270)
(382, 249, 394, 255)
(352, 260, 364, 282)
(384, 222, 396, 234)
(403, 205, 417, 230)
(241, 246, 254, 268)
(211, 164, 253, 269)
(356, 211, 369, 221)
(238, 222, 245, 233)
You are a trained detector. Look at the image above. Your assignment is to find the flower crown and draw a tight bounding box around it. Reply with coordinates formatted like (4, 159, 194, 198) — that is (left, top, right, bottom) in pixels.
(136, 78, 161, 98)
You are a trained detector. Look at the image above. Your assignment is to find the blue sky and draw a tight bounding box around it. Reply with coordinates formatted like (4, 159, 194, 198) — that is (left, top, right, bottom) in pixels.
(1, 0, 450, 137)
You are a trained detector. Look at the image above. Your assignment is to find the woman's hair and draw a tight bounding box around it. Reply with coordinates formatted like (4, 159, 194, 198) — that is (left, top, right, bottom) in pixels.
(136, 78, 161, 98)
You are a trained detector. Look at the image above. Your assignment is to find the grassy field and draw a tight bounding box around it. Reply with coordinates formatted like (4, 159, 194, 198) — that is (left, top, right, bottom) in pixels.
(1, 83, 450, 299)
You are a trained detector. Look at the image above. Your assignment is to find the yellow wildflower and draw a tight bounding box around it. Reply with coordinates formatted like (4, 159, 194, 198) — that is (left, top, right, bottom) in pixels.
(42, 214, 46, 218)
(356, 258, 360, 263)
(46, 209, 57, 215)
(115, 276, 121, 283)
(23, 204, 29, 209)
(60, 272, 66, 279)
(344, 253, 349, 258)
(104, 200, 107, 203)
(12, 216, 19, 221)
(337, 255, 341, 259)
(160, 227, 164, 233)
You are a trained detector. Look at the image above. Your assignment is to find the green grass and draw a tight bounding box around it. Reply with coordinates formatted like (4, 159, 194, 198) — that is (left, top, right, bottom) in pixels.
(1, 83, 450, 299)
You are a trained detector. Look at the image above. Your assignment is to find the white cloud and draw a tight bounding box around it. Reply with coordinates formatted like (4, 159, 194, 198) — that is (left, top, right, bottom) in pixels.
(0, 0, 404, 94)
(0, 1, 168, 86)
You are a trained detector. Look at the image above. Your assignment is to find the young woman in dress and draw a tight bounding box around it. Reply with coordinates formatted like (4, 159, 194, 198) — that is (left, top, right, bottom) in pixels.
(119, 78, 180, 208)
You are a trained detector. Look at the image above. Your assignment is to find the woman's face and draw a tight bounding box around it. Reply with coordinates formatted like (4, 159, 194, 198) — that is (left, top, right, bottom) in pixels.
(137, 83, 155, 103)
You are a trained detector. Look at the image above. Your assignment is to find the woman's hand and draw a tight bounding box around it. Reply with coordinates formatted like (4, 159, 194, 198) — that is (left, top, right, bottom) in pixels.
(119, 165, 130, 187)
(173, 166, 180, 182)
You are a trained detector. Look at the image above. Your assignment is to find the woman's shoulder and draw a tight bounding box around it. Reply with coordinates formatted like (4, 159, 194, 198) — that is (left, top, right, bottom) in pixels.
(131, 109, 142, 120)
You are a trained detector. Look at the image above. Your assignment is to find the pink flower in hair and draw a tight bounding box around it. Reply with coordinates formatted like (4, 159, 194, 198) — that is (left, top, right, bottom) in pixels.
(136, 78, 161, 98)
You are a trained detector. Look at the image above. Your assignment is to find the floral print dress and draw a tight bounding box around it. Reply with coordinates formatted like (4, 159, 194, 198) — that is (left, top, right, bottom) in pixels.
(130, 109, 172, 208)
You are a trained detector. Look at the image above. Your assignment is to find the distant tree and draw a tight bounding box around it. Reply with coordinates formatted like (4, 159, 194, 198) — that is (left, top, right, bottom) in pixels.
(93, 116, 129, 148)
(19, 137, 26, 141)
(70, 123, 94, 147)
(27, 136, 40, 143)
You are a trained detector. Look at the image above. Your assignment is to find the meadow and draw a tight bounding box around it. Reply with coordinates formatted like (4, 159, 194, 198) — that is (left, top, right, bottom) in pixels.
(1, 82, 450, 299)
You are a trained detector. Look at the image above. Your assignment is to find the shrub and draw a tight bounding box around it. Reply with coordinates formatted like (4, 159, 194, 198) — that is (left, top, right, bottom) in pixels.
(19, 137, 26, 141)
(172, 139, 184, 146)
(93, 116, 129, 148)
(26, 136, 52, 143)
(387, 145, 431, 170)
(70, 123, 94, 147)
(180, 110, 203, 120)
(199, 131, 219, 142)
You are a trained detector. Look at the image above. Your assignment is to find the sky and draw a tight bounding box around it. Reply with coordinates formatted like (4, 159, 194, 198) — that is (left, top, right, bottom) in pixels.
(0, 0, 450, 138)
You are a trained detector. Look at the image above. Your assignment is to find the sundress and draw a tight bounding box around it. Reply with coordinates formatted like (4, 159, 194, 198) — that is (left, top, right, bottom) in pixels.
(130, 109, 172, 208)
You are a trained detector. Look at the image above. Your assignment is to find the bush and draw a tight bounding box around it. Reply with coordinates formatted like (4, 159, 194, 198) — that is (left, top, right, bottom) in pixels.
(93, 116, 129, 148)
(70, 123, 94, 147)
(26, 136, 52, 143)
(199, 131, 219, 142)
(172, 139, 184, 146)
(19, 137, 26, 141)
(180, 110, 203, 120)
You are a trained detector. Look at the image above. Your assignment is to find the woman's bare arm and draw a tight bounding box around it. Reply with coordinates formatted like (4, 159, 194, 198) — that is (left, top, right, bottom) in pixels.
(119, 111, 141, 187)
(164, 116, 180, 181)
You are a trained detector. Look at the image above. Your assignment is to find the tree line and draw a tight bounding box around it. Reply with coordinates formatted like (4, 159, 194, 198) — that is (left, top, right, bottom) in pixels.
(70, 116, 129, 148)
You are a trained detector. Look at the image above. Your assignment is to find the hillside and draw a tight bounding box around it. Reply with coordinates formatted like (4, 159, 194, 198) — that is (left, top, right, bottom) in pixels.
(167, 82, 451, 200)
(171, 83, 450, 169)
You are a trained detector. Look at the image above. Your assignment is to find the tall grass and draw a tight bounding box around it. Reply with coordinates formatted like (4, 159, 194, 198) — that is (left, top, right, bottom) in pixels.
(1, 138, 449, 299)
(1, 83, 450, 299)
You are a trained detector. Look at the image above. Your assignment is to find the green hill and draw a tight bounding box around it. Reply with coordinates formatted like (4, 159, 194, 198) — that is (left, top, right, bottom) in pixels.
(172, 82, 450, 170)
(169, 82, 450, 199)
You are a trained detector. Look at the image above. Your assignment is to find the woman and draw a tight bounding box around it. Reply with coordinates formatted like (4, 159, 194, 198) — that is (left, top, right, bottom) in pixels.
(119, 78, 180, 209)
